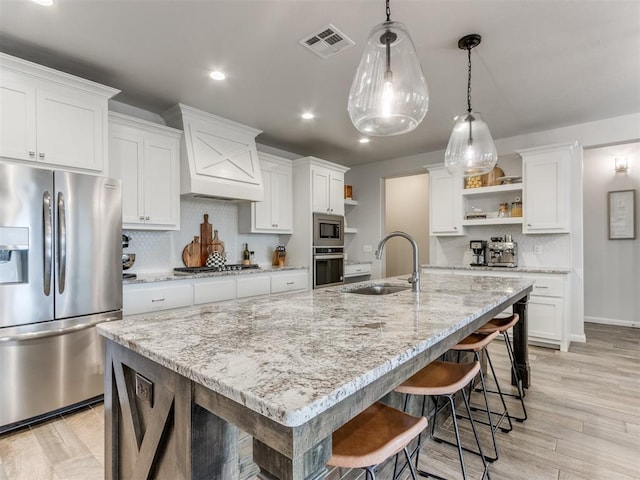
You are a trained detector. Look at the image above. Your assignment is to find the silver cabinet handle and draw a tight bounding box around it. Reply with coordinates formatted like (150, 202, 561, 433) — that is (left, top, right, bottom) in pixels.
(57, 192, 66, 294)
(145, 216, 150, 220)
(43, 191, 52, 296)
(286, 282, 294, 285)
(535, 285, 549, 289)
(453, 226, 458, 230)
(527, 224, 532, 227)
(139, 216, 145, 220)
(151, 298, 165, 303)
(29, 150, 35, 157)
(39, 152, 45, 158)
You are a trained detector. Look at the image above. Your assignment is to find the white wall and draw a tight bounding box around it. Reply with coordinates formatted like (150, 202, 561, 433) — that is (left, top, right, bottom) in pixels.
(384, 174, 429, 277)
(583, 143, 640, 327)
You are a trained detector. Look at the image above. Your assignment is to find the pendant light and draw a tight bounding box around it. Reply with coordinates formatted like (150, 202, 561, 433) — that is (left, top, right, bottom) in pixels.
(347, 0, 429, 136)
(444, 34, 497, 177)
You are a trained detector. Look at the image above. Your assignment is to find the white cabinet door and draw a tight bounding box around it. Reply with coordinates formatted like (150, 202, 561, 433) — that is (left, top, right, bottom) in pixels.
(0, 76, 36, 161)
(271, 168, 293, 230)
(254, 169, 274, 230)
(237, 275, 271, 298)
(271, 271, 308, 294)
(143, 132, 179, 227)
(109, 127, 144, 225)
(521, 145, 572, 233)
(329, 173, 345, 216)
(528, 296, 563, 341)
(312, 167, 331, 213)
(429, 166, 463, 235)
(36, 88, 104, 171)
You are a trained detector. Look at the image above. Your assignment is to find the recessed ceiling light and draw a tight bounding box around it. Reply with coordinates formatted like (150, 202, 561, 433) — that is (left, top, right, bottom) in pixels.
(359, 138, 370, 144)
(209, 71, 226, 81)
(32, 0, 53, 5)
(301, 112, 315, 120)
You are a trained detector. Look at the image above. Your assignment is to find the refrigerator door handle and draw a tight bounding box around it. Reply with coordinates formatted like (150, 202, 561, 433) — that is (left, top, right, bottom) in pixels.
(57, 192, 66, 294)
(43, 191, 53, 296)
(0, 315, 121, 343)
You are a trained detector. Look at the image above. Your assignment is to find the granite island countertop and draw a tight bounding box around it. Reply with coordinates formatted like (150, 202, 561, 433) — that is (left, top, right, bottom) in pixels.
(99, 273, 533, 428)
(123, 265, 307, 285)
(423, 264, 571, 274)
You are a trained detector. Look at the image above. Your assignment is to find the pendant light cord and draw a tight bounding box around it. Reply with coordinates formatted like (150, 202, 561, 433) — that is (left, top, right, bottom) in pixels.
(466, 46, 473, 114)
(386, 0, 391, 21)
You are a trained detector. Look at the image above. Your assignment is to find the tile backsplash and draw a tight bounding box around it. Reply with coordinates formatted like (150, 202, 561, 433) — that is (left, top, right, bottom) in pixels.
(431, 224, 571, 268)
(123, 197, 280, 274)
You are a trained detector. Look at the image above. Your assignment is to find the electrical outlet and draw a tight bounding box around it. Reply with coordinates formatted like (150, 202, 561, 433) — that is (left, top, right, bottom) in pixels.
(534, 245, 542, 254)
(135, 373, 153, 407)
(363, 244, 372, 253)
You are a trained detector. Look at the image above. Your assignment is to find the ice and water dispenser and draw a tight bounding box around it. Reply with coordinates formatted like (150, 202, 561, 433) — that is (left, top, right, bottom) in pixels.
(0, 227, 29, 284)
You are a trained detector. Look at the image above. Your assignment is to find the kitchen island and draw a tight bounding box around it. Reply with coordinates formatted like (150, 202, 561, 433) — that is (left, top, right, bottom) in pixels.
(98, 273, 533, 480)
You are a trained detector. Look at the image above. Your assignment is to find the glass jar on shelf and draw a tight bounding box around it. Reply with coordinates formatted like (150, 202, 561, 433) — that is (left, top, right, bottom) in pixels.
(510, 197, 523, 217)
(498, 203, 509, 218)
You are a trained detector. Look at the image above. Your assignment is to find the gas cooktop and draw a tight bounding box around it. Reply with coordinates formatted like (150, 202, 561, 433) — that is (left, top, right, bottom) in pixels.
(174, 264, 261, 274)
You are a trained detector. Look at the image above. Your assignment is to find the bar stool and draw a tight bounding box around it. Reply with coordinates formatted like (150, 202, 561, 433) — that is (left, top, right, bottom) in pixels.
(450, 330, 510, 463)
(328, 401, 428, 480)
(476, 313, 527, 422)
(394, 360, 491, 480)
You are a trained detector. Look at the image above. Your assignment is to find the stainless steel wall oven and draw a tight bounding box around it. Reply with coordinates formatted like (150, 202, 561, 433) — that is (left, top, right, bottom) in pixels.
(313, 247, 344, 289)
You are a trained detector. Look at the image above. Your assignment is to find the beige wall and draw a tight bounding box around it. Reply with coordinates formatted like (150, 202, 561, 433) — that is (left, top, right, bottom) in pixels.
(384, 174, 429, 277)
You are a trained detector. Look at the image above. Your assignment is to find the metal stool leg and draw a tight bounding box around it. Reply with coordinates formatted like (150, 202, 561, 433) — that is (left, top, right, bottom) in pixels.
(461, 387, 491, 480)
(503, 333, 528, 422)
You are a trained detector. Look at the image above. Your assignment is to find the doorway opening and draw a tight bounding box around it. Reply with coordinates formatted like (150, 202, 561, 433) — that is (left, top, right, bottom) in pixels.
(383, 173, 430, 277)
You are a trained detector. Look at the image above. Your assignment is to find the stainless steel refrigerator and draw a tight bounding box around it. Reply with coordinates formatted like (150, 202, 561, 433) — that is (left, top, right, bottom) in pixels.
(0, 162, 122, 432)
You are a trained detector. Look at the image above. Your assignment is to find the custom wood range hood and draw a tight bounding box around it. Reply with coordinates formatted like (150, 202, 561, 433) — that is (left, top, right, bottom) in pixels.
(162, 104, 264, 202)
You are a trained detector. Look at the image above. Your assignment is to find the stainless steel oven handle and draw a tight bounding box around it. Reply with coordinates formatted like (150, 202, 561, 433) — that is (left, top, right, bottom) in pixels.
(43, 191, 52, 296)
(314, 254, 345, 260)
(0, 315, 120, 343)
(57, 191, 66, 294)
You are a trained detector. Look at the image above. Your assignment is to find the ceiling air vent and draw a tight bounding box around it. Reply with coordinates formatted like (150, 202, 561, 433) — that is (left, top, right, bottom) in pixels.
(299, 24, 355, 58)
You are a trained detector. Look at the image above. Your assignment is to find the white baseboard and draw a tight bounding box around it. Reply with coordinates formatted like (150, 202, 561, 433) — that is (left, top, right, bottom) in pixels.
(584, 316, 639, 329)
(570, 334, 587, 343)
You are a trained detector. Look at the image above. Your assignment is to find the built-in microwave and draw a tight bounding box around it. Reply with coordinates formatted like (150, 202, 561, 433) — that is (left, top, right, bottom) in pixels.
(313, 213, 344, 247)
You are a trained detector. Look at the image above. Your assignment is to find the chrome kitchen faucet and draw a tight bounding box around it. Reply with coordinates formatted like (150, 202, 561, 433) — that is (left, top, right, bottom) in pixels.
(375, 231, 420, 292)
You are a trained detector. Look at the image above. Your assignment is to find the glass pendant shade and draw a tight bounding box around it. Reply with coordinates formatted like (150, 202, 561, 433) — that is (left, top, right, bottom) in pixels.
(444, 112, 497, 176)
(348, 21, 429, 136)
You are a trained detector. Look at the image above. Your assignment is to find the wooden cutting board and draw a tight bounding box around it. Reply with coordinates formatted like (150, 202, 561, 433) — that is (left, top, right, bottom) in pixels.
(209, 229, 225, 255)
(182, 236, 201, 267)
(482, 166, 505, 187)
(200, 214, 213, 266)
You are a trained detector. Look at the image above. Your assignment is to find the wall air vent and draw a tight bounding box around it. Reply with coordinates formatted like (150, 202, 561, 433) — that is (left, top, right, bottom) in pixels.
(299, 24, 355, 58)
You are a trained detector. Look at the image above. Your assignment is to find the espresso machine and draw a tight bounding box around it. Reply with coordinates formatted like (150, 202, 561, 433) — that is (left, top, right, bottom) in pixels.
(469, 240, 487, 266)
(487, 235, 518, 267)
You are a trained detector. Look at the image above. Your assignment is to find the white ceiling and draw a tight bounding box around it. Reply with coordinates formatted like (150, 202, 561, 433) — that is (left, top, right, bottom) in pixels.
(1, 0, 639, 166)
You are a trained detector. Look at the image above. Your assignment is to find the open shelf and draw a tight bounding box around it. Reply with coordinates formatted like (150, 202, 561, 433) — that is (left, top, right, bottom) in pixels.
(344, 198, 358, 206)
(344, 227, 358, 234)
(462, 183, 522, 196)
(462, 217, 523, 226)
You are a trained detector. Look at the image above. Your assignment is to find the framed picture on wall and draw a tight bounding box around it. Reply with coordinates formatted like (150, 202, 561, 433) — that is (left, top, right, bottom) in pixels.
(608, 189, 636, 240)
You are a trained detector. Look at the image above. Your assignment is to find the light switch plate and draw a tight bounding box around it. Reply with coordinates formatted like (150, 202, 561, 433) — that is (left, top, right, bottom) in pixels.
(534, 245, 542, 254)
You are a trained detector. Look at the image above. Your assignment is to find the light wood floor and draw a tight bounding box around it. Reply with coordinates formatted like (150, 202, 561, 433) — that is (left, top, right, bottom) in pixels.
(1, 323, 639, 480)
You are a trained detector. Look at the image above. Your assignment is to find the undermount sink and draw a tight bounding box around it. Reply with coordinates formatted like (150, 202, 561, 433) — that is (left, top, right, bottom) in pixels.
(346, 283, 411, 295)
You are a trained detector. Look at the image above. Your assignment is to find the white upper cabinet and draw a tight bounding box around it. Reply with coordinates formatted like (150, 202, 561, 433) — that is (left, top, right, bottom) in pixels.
(238, 153, 293, 234)
(109, 113, 181, 230)
(311, 164, 345, 216)
(429, 165, 464, 236)
(520, 143, 576, 234)
(0, 53, 118, 172)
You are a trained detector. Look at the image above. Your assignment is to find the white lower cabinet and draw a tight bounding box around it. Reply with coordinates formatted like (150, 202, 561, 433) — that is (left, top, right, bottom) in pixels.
(123, 281, 193, 316)
(422, 268, 569, 351)
(193, 278, 236, 305)
(237, 275, 271, 298)
(124, 270, 309, 315)
(271, 270, 308, 294)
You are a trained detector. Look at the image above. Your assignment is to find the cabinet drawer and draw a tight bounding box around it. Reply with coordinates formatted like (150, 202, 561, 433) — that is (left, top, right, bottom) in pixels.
(271, 271, 308, 294)
(529, 276, 564, 297)
(193, 278, 236, 305)
(237, 275, 271, 298)
(124, 282, 192, 315)
(344, 264, 372, 278)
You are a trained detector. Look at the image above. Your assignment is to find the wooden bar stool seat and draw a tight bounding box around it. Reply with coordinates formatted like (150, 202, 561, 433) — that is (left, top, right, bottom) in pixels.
(393, 361, 491, 480)
(328, 402, 428, 480)
(451, 330, 499, 352)
(475, 314, 528, 422)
